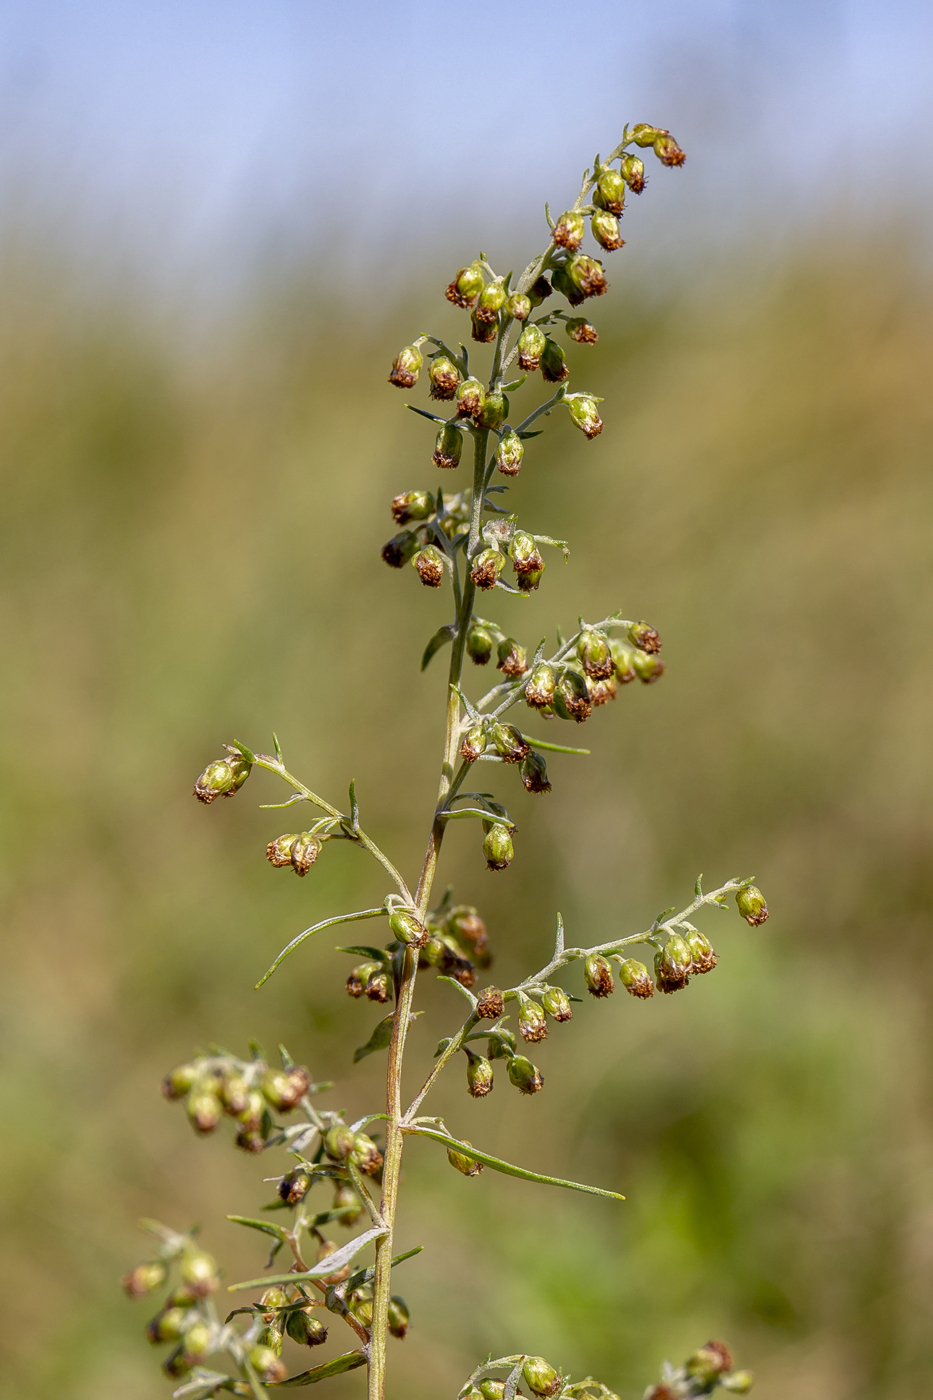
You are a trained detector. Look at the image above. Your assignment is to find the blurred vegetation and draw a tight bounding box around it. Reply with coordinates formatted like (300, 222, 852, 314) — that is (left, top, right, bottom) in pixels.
(0, 228, 931, 1400)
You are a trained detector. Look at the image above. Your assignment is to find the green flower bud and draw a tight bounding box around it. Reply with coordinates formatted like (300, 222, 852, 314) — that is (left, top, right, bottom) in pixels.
(685, 929, 717, 974)
(324, 1124, 356, 1161)
(290, 832, 321, 875)
(447, 1140, 483, 1176)
(179, 1249, 219, 1299)
(466, 620, 495, 664)
(487, 1027, 516, 1060)
(249, 1344, 288, 1384)
(551, 263, 586, 307)
(483, 822, 514, 871)
(495, 430, 524, 476)
(387, 1295, 410, 1338)
(236, 1089, 267, 1133)
(631, 649, 665, 683)
(479, 1382, 505, 1400)
(388, 344, 423, 389)
(721, 1371, 754, 1393)
(260, 1285, 288, 1314)
(736, 885, 769, 926)
(122, 1261, 168, 1299)
(412, 544, 446, 587)
(496, 636, 528, 676)
(618, 958, 655, 999)
(261, 1064, 310, 1110)
(193, 758, 237, 804)
(631, 123, 665, 147)
(518, 323, 547, 371)
(287, 1308, 328, 1347)
(654, 133, 686, 166)
(433, 421, 463, 470)
(563, 392, 604, 438)
(278, 1167, 314, 1204)
(523, 1356, 561, 1397)
(506, 292, 531, 320)
(610, 639, 637, 683)
(422, 935, 456, 970)
(389, 907, 430, 948)
(471, 310, 497, 344)
(556, 668, 593, 722)
(186, 1088, 222, 1134)
(446, 905, 487, 948)
(518, 998, 548, 1042)
(470, 548, 505, 592)
(585, 953, 614, 997)
(477, 389, 509, 430)
(350, 1294, 373, 1327)
(347, 961, 379, 997)
(509, 531, 545, 588)
(565, 316, 598, 344)
(182, 1320, 213, 1364)
(620, 152, 646, 192)
(161, 1062, 198, 1100)
(145, 1305, 189, 1343)
(382, 529, 420, 566)
(508, 1054, 544, 1094)
(591, 209, 624, 251)
(475, 280, 507, 323)
(578, 627, 614, 679)
(162, 1344, 191, 1379)
(489, 721, 530, 763)
(655, 932, 692, 993)
(628, 620, 661, 653)
(567, 253, 608, 298)
(456, 377, 485, 419)
(527, 275, 553, 306)
(365, 968, 391, 1003)
(552, 209, 585, 250)
(520, 751, 551, 794)
(460, 721, 487, 763)
(428, 355, 462, 401)
(593, 167, 627, 215)
(686, 1341, 733, 1383)
(465, 1047, 494, 1097)
(476, 985, 504, 1019)
(587, 675, 617, 707)
(542, 986, 573, 1021)
(540, 337, 569, 384)
(333, 1181, 364, 1225)
(446, 262, 485, 308)
(525, 661, 558, 709)
(219, 1069, 250, 1115)
(391, 490, 434, 524)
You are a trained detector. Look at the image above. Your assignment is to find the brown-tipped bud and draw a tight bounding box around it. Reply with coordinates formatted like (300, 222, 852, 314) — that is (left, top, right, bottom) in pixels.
(477, 389, 509, 430)
(162, 1062, 198, 1100)
(389, 907, 429, 948)
(654, 133, 686, 167)
(523, 1357, 561, 1397)
(520, 751, 551, 794)
(585, 953, 614, 997)
(655, 932, 692, 993)
(290, 832, 321, 876)
(465, 1047, 495, 1097)
(518, 323, 547, 371)
(333, 1181, 364, 1226)
(736, 885, 768, 926)
(527, 275, 553, 306)
(551, 263, 586, 307)
(145, 1305, 189, 1343)
(365, 968, 391, 1003)
(456, 377, 485, 419)
(587, 675, 617, 707)
(387, 1296, 410, 1338)
(564, 392, 604, 438)
(566, 316, 598, 344)
(235, 1126, 267, 1153)
(495, 430, 524, 476)
(541, 338, 569, 383)
(632, 650, 665, 684)
(568, 253, 608, 298)
(236, 1089, 267, 1133)
(249, 1345, 288, 1384)
(525, 661, 558, 709)
(260, 1286, 288, 1316)
(593, 167, 627, 215)
(122, 1261, 167, 1299)
(347, 961, 378, 998)
(388, 344, 423, 389)
(487, 1027, 517, 1058)
(721, 1372, 754, 1393)
(552, 209, 585, 250)
(433, 421, 463, 470)
(497, 637, 528, 676)
(618, 958, 655, 998)
(556, 668, 593, 723)
(193, 758, 237, 804)
(489, 721, 530, 763)
(219, 1070, 250, 1115)
(277, 1167, 314, 1204)
(610, 639, 638, 684)
(620, 152, 646, 192)
(162, 1346, 191, 1379)
(179, 1249, 219, 1299)
(266, 833, 298, 867)
(508, 1054, 544, 1094)
(471, 310, 497, 344)
(628, 620, 661, 653)
(391, 490, 434, 525)
(474, 280, 507, 323)
(631, 123, 665, 147)
(382, 530, 419, 567)
(323, 1124, 356, 1161)
(466, 620, 495, 665)
(506, 292, 531, 321)
(482, 822, 514, 871)
(591, 209, 625, 251)
(428, 356, 462, 400)
(287, 1308, 329, 1347)
(447, 1140, 483, 1176)
(685, 929, 718, 974)
(261, 1064, 310, 1110)
(470, 548, 505, 591)
(509, 530, 545, 583)
(578, 627, 614, 679)
(518, 998, 548, 1042)
(476, 985, 504, 1019)
(186, 1088, 222, 1134)
(446, 262, 485, 308)
(350, 1131, 383, 1175)
(460, 722, 487, 764)
(686, 1341, 734, 1383)
(412, 544, 446, 588)
(450, 956, 478, 988)
(447, 905, 487, 946)
(423, 935, 458, 971)
(542, 986, 573, 1021)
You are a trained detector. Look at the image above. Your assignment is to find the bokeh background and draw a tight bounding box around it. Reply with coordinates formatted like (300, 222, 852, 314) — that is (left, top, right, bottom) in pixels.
(2, 3, 933, 1398)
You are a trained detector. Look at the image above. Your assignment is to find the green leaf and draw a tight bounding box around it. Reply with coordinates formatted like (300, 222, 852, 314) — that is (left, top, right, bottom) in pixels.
(343, 1244, 423, 1294)
(171, 1370, 235, 1399)
(434, 1037, 453, 1058)
(353, 1013, 394, 1063)
(500, 374, 527, 392)
(272, 1351, 366, 1388)
(406, 1126, 625, 1201)
(348, 779, 360, 830)
(336, 945, 389, 962)
(229, 739, 256, 764)
(524, 738, 590, 755)
(422, 624, 456, 672)
(226, 1215, 291, 1243)
(516, 429, 543, 439)
(272, 732, 284, 763)
(406, 404, 448, 424)
(228, 1225, 387, 1291)
(255, 908, 387, 988)
(694, 873, 704, 897)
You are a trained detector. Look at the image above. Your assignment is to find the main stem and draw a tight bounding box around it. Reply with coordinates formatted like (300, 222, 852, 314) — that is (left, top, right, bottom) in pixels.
(367, 426, 489, 1400)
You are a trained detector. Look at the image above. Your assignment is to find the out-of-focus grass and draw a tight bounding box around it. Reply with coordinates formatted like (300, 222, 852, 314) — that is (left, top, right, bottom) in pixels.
(0, 233, 931, 1400)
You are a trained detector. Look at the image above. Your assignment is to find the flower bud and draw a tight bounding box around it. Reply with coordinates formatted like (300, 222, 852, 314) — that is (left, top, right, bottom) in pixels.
(540, 338, 569, 383)
(179, 1249, 219, 1298)
(685, 929, 717, 974)
(487, 1027, 517, 1058)
(261, 1065, 310, 1110)
(736, 885, 769, 926)
(324, 1124, 356, 1161)
(508, 1055, 544, 1094)
(145, 1305, 189, 1343)
(287, 1308, 329, 1347)
(489, 721, 530, 763)
(388, 344, 423, 389)
(618, 958, 654, 999)
(237, 1089, 267, 1133)
(477, 389, 509, 430)
(290, 833, 321, 876)
(391, 490, 434, 524)
(686, 1341, 733, 1384)
(565, 317, 598, 345)
(278, 1167, 314, 1205)
(620, 152, 646, 192)
(654, 133, 686, 167)
(628, 620, 661, 653)
(266, 833, 298, 868)
(610, 639, 637, 683)
(350, 1293, 373, 1327)
(447, 1140, 483, 1176)
(631, 123, 664, 147)
(447, 903, 487, 945)
(122, 1261, 167, 1299)
(474, 280, 507, 323)
(466, 620, 495, 665)
(382, 530, 420, 566)
(412, 544, 446, 587)
(593, 167, 627, 215)
(525, 661, 558, 709)
(387, 1295, 410, 1338)
(552, 209, 585, 250)
(509, 531, 545, 588)
(350, 1132, 383, 1175)
(587, 675, 617, 707)
(550, 263, 586, 307)
(446, 262, 486, 308)
(564, 392, 604, 438)
(496, 637, 528, 676)
(542, 986, 572, 1021)
(433, 422, 463, 470)
(465, 1048, 494, 1097)
(476, 985, 504, 1018)
(721, 1372, 754, 1393)
(333, 1181, 364, 1225)
(578, 628, 614, 679)
(518, 998, 548, 1042)
(567, 253, 608, 298)
(520, 751, 551, 794)
(471, 311, 497, 344)
(249, 1345, 288, 1384)
(389, 907, 429, 948)
(235, 1126, 266, 1153)
(428, 356, 462, 400)
(347, 962, 378, 997)
(470, 548, 505, 592)
(527, 275, 553, 306)
(631, 650, 665, 683)
(162, 1346, 190, 1379)
(523, 1357, 561, 1397)
(193, 758, 237, 804)
(182, 1320, 213, 1365)
(456, 377, 485, 419)
(585, 953, 614, 997)
(556, 668, 593, 722)
(655, 932, 692, 993)
(365, 968, 391, 1003)
(506, 292, 531, 321)
(518, 323, 547, 371)
(495, 430, 524, 476)
(479, 1382, 505, 1400)
(186, 1088, 222, 1134)
(483, 822, 514, 871)
(591, 209, 624, 251)
(161, 1062, 198, 1100)
(219, 1069, 250, 1115)
(460, 722, 487, 763)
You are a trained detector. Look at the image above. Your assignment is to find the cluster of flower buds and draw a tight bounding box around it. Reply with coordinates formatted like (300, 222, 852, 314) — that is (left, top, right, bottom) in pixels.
(381, 488, 471, 584)
(520, 620, 664, 723)
(342, 1280, 410, 1337)
(452, 998, 549, 1096)
(193, 746, 252, 803)
(467, 517, 562, 595)
(461, 1339, 747, 1400)
(344, 900, 492, 1003)
(643, 1339, 753, 1397)
(123, 1224, 232, 1383)
(266, 829, 323, 876)
(630, 123, 687, 168)
(161, 1047, 312, 1153)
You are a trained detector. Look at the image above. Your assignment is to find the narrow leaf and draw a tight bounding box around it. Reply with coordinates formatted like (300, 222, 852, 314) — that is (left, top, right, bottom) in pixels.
(273, 1351, 367, 1387)
(422, 624, 456, 672)
(226, 1215, 291, 1243)
(171, 1371, 234, 1399)
(272, 732, 284, 762)
(353, 1014, 394, 1063)
(438, 806, 515, 829)
(406, 404, 448, 424)
(553, 913, 565, 959)
(255, 908, 387, 988)
(694, 873, 704, 897)
(406, 1127, 625, 1201)
(230, 739, 256, 764)
(228, 1225, 386, 1291)
(344, 1244, 424, 1293)
(524, 738, 590, 755)
(348, 779, 359, 830)
(336, 945, 389, 962)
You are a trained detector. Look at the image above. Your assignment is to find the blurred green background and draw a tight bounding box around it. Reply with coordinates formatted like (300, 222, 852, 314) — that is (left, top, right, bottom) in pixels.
(2, 222, 932, 1400)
